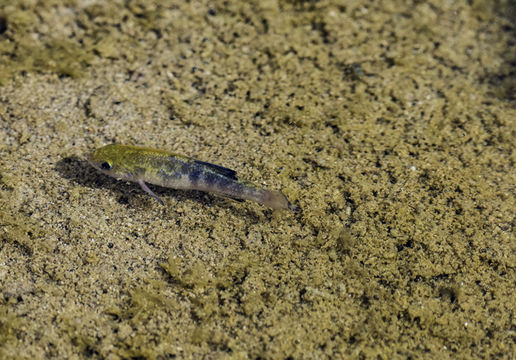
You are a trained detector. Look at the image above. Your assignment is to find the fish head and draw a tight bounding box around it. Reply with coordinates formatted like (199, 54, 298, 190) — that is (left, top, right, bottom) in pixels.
(88, 144, 133, 180)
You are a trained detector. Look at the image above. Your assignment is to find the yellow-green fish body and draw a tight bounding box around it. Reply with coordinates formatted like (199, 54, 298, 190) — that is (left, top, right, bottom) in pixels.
(88, 144, 298, 211)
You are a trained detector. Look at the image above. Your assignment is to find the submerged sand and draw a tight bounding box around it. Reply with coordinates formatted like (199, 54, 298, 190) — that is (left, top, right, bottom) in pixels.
(0, 0, 515, 359)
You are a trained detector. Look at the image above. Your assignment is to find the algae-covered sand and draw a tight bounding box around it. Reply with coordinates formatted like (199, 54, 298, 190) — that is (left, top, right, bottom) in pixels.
(1, 0, 515, 358)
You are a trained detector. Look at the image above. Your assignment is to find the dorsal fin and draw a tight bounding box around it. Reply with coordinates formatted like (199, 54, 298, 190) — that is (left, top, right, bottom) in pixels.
(194, 160, 238, 180)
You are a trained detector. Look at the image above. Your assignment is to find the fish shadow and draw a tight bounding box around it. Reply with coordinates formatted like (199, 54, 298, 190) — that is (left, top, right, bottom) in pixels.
(54, 156, 265, 218)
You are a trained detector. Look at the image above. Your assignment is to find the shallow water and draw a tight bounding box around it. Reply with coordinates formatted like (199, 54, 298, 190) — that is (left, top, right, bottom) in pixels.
(0, 1, 514, 358)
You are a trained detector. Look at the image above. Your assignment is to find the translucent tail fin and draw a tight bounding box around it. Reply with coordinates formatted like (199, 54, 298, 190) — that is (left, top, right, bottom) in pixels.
(261, 190, 300, 212)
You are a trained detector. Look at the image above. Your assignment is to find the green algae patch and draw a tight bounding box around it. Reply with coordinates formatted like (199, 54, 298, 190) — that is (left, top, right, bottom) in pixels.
(160, 250, 260, 291)
(0, 169, 50, 255)
(0, 0, 171, 83)
(0, 3, 93, 83)
(0, 38, 94, 83)
(159, 251, 263, 322)
(160, 256, 212, 289)
(126, 281, 178, 321)
(0, 304, 26, 359)
(0, 205, 46, 256)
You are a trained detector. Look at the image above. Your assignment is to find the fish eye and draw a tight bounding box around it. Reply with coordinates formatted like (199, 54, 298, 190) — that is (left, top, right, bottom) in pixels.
(100, 161, 112, 170)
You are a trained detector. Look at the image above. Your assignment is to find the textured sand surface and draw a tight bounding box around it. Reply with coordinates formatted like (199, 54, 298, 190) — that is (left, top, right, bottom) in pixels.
(0, 1, 515, 359)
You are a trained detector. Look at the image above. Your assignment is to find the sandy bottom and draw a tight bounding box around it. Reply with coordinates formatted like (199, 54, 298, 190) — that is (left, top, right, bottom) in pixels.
(1, 1, 514, 358)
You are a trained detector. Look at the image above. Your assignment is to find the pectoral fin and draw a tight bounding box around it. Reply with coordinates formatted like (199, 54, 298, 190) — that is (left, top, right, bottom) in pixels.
(138, 179, 164, 205)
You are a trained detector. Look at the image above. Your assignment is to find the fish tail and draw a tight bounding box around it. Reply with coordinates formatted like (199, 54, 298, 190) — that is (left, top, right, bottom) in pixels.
(257, 189, 300, 212)
(183, 164, 299, 211)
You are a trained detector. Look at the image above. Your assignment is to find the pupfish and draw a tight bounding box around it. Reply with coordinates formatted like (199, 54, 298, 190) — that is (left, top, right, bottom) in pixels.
(88, 144, 299, 211)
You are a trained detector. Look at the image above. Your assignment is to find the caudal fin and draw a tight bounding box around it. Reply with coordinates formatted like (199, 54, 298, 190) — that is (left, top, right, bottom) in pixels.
(261, 190, 300, 212)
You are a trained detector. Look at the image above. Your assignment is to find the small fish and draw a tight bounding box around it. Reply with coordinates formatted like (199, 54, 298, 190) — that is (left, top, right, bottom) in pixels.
(88, 144, 299, 211)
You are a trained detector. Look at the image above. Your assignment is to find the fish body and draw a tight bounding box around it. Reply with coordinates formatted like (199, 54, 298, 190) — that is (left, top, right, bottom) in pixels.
(88, 144, 298, 211)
